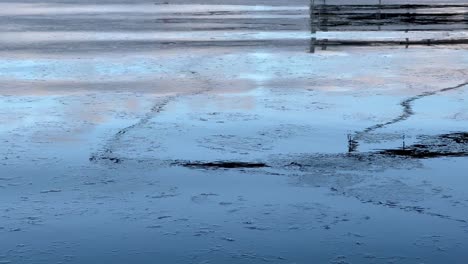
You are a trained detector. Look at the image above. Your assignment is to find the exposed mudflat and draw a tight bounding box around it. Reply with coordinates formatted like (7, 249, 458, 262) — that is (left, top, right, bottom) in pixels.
(1, 1, 467, 264)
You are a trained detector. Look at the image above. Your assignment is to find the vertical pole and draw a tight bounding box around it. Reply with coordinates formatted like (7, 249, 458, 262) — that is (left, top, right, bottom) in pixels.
(321, 38, 328, 50)
(310, 37, 316, 53)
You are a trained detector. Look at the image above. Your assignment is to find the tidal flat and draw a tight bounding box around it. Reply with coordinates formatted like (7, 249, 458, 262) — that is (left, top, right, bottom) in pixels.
(0, 1, 467, 263)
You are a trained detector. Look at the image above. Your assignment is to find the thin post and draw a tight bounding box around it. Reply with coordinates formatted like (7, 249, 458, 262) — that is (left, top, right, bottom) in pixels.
(321, 38, 328, 50)
(310, 37, 316, 53)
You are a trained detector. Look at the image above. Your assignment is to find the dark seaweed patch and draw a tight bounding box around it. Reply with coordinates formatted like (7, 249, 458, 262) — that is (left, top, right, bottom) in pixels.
(89, 155, 122, 164)
(378, 133, 468, 159)
(379, 148, 466, 159)
(176, 161, 269, 169)
(440, 133, 468, 144)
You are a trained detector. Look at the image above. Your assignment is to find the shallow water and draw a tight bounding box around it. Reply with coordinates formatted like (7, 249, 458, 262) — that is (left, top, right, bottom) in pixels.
(0, 1, 467, 264)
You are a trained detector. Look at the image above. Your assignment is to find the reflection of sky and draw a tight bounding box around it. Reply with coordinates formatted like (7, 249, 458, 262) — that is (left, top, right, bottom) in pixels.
(1, 31, 466, 44)
(1, 46, 466, 93)
(0, 97, 60, 132)
(0, 4, 307, 15)
(116, 85, 468, 161)
(237, 53, 275, 85)
(0, 52, 359, 82)
(0, 59, 176, 80)
(0, 91, 155, 155)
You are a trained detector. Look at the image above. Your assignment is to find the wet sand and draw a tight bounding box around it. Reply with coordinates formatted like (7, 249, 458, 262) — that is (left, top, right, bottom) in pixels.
(1, 1, 468, 264)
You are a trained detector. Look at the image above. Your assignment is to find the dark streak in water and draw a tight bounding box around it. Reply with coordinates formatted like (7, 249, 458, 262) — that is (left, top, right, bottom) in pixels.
(352, 81, 468, 147)
(89, 95, 176, 163)
(175, 161, 269, 169)
(90, 72, 214, 163)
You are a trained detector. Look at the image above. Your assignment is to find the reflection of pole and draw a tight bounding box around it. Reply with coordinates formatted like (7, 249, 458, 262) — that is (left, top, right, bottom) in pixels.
(465, 5, 468, 29)
(316, 0, 321, 32)
(377, 0, 382, 31)
(405, 6, 409, 33)
(322, 0, 328, 32)
(311, 0, 328, 32)
(310, 0, 316, 33)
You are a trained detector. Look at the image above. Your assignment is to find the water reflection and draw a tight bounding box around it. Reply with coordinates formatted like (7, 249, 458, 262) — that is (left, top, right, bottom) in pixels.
(309, 0, 468, 32)
(308, 36, 468, 53)
(308, 0, 468, 52)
